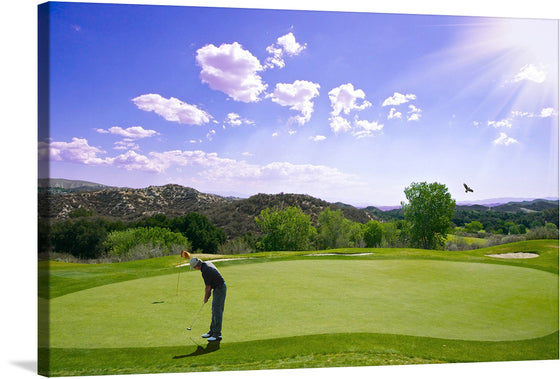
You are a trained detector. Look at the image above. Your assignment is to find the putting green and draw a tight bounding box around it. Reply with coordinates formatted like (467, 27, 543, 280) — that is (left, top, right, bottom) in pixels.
(47, 259, 558, 348)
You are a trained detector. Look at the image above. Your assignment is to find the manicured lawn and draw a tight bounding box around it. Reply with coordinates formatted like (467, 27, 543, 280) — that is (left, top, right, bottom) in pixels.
(39, 240, 559, 376)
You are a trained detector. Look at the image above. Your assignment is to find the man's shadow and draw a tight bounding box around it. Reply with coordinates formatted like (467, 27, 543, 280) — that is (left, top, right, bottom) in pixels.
(173, 340, 221, 359)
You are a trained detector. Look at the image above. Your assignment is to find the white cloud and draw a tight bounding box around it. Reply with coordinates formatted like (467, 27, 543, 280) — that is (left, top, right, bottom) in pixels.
(539, 107, 555, 117)
(114, 140, 140, 151)
(265, 32, 306, 69)
(108, 150, 162, 172)
(352, 118, 384, 138)
(39, 138, 107, 165)
(493, 132, 518, 146)
(224, 112, 253, 127)
(407, 104, 422, 121)
(328, 83, 372, 116)
(40, 138, 369, 199)
(206, 129, 216, 141)
(388, 108, 402, 119)
(310, 135, 327, 142)
(382, 92, 416, 107)
(510, 107, 556, 119)
(513, 64, 547, 83)
(196, 42, 267, 103)
(96, 126, 158, 139)
(132, 94, 212, 125)
(488, 119, 513, 128)
(329, 115, 352, 134)
(269, 80, 320, 125)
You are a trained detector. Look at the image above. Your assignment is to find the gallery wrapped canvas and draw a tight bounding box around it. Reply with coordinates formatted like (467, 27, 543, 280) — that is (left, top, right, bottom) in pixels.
(36, 1, 558, 378)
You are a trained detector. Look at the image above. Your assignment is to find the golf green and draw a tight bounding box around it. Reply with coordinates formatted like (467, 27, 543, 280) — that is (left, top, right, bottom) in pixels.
(47, 259, 558, 349)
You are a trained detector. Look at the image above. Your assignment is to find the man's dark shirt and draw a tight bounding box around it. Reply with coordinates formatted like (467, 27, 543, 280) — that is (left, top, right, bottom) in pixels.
(201, 262, 225, 289)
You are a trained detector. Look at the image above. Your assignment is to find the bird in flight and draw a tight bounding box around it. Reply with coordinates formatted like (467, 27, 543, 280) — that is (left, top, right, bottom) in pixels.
(463, 183, 474, 193)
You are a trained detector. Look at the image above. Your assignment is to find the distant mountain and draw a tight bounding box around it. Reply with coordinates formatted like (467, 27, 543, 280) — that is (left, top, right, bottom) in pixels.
(38, 179, 558, 238)
(38, 178, 113, 193)
(38, 180, 377, 239)
(456, 197, 559, 207)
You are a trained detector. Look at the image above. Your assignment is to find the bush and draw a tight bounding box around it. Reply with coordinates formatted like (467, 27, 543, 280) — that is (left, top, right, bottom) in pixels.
(525, 226, 559, 240)
(103, 227, 191, 262)
(218, 237, 255, 255)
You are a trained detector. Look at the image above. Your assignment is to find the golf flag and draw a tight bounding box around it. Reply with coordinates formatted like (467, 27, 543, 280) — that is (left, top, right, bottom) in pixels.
(181, 250, 191, 259)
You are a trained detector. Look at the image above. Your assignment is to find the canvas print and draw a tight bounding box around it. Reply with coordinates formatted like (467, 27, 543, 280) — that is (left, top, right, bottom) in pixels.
(38, 1, 559, 377)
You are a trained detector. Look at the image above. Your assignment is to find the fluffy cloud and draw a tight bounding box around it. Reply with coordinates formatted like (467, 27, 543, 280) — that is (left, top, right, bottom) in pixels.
(196, 42, 267, 102)
(114, 140, 140, 151)
(488, 119, 513, 128)
(388, 108, 402, 120)
(329, 115, 352, 134)
(132, 94, 212, 125)
(493, 132, 518, 146)
(224, 113, 254, 128)
(96, 126, 158, 139)
(511, 107, 556, 118)
(39, 138, 369, 198)
(329, 83, 372, 116)
(40, 138, 107, 165)
(382, 92, 416, 107)
(407, 104, 422, 121)
(265, 32, 307, 69)
(329, 115, 383, 138)
(352, 118, 384, 138)
(513, 64, 547, 83)
(269, 80, 320, 125)
(309, 135, 327, 142)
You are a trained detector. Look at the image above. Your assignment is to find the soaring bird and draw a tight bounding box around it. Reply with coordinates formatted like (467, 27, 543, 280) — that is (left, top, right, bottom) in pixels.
(463, 183, 474, 193)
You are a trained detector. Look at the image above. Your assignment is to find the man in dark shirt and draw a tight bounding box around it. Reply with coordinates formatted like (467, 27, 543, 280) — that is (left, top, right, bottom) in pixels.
(190, 257, 227, 341)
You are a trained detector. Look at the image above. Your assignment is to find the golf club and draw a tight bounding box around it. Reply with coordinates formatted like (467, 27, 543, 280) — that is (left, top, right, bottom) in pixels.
(186, 302, 205, 331)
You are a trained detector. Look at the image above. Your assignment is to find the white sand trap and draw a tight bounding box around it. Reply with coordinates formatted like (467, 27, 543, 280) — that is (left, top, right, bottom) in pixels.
(486, 252, 539, 259)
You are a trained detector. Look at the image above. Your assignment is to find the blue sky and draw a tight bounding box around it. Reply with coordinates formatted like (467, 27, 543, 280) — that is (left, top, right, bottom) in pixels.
(38, 1, 558, 206)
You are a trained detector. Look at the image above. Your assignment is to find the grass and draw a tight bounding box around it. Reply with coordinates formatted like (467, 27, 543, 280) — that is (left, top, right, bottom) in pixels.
(38, 239, 559, 376)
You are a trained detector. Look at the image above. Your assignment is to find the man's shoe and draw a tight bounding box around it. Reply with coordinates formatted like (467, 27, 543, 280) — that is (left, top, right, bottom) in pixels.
(207, 335, 222, 342)
(201, 332, 212, 338)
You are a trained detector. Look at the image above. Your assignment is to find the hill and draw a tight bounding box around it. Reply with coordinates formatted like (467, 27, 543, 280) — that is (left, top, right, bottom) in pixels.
(38, 181, 376, 238)
(38, 179, 558, 239)
(38, 178, 113, 193)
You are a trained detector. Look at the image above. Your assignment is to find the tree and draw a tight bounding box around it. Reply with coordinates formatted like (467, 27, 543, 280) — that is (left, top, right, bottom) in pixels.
(317, 208, 353, 249)
(170, 213, 226, 254)
(363, 220, 383, 247)
(255, 206, 317, 251)
(402, 182, 456, 250)
(464, 220, 483, 234)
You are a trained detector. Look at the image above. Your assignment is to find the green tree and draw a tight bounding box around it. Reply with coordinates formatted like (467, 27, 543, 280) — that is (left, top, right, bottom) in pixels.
(50, 218, 111, 259)
(255, 206, 317, 251)
(317, 208, 353, 249)
(464, 220, 483, 234)
(363, 220, 383, 247)
(169, 213, 226, 254)
(402, 182, 456, 250)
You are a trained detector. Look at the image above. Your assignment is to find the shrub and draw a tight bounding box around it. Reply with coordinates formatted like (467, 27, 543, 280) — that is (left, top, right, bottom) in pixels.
(218, 237, 255, 255)
(104, 227, 191, 262)
(525, 226, 559, 240)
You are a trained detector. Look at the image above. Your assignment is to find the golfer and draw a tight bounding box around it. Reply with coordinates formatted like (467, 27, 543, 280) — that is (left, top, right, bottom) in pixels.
(190, 257, 226, 341)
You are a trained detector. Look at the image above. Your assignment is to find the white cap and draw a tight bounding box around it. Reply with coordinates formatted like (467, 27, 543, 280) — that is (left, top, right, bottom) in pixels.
(189, 257, 202, 269)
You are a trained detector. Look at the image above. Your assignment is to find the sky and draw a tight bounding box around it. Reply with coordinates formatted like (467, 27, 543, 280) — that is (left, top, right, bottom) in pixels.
(37, 1, 559, 206)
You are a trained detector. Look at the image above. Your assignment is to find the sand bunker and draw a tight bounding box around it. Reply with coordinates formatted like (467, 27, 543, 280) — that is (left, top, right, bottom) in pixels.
(486, 252, 539, 259)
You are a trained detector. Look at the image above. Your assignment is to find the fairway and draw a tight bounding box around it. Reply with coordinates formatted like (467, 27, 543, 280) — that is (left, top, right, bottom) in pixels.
(47, 259, 558, 349)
